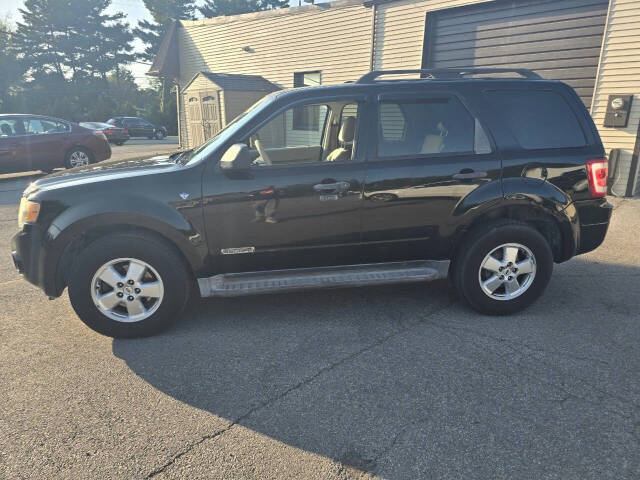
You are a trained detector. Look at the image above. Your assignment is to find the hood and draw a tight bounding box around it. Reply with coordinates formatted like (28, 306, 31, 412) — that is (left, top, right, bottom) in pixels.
(26, 155, 183, 194)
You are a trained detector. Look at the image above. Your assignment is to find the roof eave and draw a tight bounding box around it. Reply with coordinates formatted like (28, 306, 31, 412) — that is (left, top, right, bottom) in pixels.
(147, 20, 181, 80)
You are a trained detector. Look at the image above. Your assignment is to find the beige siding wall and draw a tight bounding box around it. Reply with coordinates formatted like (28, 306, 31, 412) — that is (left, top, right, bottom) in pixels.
(177, 1, 372, 89)
(223, 90, 270, 126)
(373, 0, 493, 70)
(590, 0, 640, 195)
(176, 1, 372, 147)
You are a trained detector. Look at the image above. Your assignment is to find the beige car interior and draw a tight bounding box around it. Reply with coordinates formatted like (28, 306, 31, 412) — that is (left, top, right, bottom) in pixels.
(247, 101, 357, 166)
(325, 116, 356, 162)
(420, 121, 448, 154)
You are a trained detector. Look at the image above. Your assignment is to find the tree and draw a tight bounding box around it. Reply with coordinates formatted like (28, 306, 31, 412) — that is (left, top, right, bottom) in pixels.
(0, 19, 25, 112)
(16, 0, 135, 82)
(134, 1, 196, 115)
(198, 0, 288, 18)
(133, 0, 196, 63)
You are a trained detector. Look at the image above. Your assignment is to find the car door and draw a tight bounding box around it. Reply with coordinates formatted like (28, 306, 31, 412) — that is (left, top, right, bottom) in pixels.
(137, 119, 153, 137)
(123, 119, 138, 137)
(21, 117, 66, 171)
(201, 97, 369, 273)
(0, 118, 28, 173)
(361, 89, 501, 263)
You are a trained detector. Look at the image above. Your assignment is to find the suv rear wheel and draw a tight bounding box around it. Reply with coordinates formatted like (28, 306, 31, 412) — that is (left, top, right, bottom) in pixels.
(68, 232, 191, 337)
(454, 221, 553, 315)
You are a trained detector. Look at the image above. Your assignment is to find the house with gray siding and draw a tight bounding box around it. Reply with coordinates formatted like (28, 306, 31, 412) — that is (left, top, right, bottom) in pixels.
(150, 0, 640, 196)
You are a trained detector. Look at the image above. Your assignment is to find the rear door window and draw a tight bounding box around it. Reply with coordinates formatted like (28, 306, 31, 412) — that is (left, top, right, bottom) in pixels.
(376, 96, 491, 158)
(485, 90, 586, 149)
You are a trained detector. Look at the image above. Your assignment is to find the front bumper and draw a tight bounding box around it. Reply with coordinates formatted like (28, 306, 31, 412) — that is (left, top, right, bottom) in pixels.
(11, 225, 55, 296)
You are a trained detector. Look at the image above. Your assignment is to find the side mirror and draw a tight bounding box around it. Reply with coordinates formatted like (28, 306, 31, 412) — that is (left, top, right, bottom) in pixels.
(220, 143, 253, 171)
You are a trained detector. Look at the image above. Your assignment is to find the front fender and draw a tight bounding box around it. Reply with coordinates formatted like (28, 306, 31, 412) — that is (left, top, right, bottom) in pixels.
(42, 197, 207, 295)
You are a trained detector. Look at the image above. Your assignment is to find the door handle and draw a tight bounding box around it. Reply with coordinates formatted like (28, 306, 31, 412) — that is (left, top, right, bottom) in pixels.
(452, 170, 487, 180)
(313, 181, 350, 192)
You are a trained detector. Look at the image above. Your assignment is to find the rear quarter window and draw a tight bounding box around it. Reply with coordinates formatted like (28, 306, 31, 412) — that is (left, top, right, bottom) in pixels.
(485, 90, 586, 149)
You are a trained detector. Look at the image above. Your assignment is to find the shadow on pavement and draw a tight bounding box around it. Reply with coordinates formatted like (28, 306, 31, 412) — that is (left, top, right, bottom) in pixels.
(112, 258, 640, 478)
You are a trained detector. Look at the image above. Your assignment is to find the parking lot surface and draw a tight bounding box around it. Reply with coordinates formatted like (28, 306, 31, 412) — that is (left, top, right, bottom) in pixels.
(0, 137, 179, 205)
(1, 197, 639, 479)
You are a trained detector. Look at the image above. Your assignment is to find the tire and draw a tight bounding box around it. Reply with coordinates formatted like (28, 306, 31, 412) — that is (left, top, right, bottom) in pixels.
(68, 232, 191, 338)
(454, 221, 553, 315)
(115, 141, 125, 146)
(155, 130, 165, 140)
(65, 147, 93, 169)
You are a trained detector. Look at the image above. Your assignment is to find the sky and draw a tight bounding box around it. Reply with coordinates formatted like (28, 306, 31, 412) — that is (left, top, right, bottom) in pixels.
(0, 0, 316, 86)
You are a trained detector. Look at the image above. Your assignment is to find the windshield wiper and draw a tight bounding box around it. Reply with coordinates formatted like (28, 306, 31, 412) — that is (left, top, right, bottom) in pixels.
(169, 149, 194, 163)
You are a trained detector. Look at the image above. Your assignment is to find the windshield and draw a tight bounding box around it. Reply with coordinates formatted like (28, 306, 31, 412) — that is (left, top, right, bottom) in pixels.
(178, 94, 277, 165)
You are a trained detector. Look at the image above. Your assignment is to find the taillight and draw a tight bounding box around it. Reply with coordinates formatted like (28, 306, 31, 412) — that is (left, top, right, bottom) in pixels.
(122, 129, 128, 134)
(104, 129, 115, 135)
(586, 158, 608, 198)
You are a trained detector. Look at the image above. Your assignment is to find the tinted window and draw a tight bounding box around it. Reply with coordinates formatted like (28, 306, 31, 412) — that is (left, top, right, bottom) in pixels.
(485, 90, 586, 149)
(377, 97, 488, 157)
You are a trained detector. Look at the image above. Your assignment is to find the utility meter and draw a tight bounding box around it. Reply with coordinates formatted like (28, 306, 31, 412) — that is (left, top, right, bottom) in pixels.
(603, 94, 633, 128)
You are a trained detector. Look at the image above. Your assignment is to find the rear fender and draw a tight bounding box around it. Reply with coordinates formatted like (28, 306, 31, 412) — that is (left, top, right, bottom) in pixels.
(449, 178, 578, 262)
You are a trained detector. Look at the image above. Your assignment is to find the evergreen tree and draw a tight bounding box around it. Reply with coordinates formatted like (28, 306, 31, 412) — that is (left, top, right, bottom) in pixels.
(133, 0, 196, 63)
(0, 20, 25, 112)
(198, 0, 289, 18)
(16, 0, 135, 82)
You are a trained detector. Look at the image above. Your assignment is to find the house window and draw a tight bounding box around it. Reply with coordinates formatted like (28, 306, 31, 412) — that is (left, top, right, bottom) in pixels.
(293, 71, 322, 131)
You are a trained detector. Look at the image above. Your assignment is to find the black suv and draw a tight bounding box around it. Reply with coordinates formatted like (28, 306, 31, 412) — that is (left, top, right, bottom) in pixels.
(12, 69, 612, 337)
(106, 117, 167, 140)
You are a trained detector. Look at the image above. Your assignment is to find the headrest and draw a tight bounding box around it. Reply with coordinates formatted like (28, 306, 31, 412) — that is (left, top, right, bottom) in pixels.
(421, 135, 444, 154)
(338, 116, 356, 143)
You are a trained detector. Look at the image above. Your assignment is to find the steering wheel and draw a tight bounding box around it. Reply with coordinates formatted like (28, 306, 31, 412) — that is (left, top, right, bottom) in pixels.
(252, 134, 273, 166)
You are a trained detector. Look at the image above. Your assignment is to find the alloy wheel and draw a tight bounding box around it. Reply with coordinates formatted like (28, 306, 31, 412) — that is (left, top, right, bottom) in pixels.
(478, 243, 537, 301)
(69, 150, 90, 167)
(90, 258, 164, 322)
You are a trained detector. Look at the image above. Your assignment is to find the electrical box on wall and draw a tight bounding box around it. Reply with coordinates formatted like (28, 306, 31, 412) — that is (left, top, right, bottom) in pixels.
(603, 94, 633, 128)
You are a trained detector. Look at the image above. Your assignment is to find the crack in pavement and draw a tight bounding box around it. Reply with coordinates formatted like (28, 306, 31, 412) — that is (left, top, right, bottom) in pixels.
(145, 299, 456, 478)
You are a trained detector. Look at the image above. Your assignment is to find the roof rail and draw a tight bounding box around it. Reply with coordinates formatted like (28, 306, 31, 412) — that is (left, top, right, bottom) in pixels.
(356, 68, 542, 83)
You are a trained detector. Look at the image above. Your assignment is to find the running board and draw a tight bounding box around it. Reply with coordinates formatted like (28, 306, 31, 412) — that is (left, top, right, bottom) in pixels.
(198, 260, 450, 297)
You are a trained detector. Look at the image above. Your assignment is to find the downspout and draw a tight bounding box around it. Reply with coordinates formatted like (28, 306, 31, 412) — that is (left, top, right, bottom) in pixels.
(369, 2, 377, 71)
(175, 81, 182, 148)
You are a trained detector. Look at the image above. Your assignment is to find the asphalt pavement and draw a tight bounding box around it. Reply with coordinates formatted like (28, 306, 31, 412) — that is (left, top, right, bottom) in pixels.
(1, 194, 639, 479)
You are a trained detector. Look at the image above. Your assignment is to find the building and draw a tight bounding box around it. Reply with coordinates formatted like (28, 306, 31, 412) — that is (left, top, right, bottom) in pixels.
(149, 0, 640, 196)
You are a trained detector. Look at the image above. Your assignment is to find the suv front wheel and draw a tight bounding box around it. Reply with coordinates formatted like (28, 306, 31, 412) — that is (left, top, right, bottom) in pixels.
(454, 221, 553, 315)
(68, 232, 191, 337)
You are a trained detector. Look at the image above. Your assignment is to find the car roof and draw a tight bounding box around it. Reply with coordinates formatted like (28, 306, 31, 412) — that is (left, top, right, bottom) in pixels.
(268, 77, 563, 102)
(0, 113, 71, 121)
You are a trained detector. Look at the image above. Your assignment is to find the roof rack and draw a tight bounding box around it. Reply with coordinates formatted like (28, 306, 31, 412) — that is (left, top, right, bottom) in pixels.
(356, 68, 542, 83)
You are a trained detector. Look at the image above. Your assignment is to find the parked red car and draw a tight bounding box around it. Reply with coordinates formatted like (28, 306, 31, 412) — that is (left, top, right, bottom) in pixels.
(0, 114, 111, 174)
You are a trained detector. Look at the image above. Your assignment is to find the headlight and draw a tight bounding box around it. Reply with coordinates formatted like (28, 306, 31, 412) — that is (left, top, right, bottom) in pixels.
(18, 197, 40, 229)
